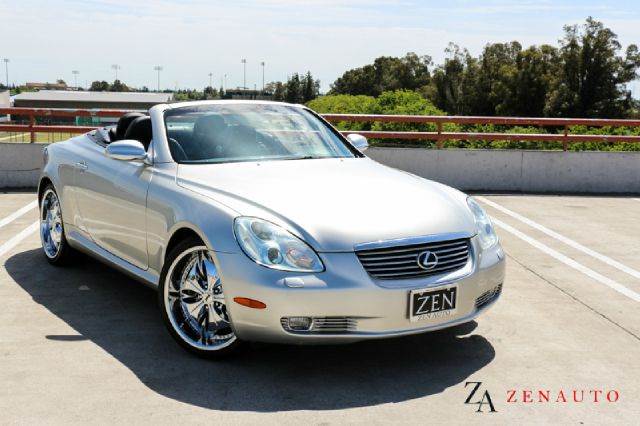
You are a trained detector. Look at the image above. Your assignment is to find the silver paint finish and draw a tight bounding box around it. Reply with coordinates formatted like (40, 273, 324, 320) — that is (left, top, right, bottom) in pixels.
(39, 100, 505, 344)
(72, 137, 151, 269)
(346, 133, 369, 151)
(176, 158, 477, 252)
(104, 140, 148, 162)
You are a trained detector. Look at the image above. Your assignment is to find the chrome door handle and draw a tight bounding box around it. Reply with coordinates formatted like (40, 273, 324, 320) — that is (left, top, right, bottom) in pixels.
(76, 161, 88, 171)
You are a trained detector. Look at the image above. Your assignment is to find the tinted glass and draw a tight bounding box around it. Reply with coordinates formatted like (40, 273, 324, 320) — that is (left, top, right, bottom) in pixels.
(164, 103, 356, 163)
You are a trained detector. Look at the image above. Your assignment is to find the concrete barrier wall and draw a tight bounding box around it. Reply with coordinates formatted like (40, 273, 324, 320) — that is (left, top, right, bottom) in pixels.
(0, 143, 45, 189)
(367, 147, 640, 193)
(1, 143, 639, 193)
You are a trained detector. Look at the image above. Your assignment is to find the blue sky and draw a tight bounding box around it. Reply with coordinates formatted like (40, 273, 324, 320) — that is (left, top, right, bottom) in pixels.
(1, 0, 639, 93)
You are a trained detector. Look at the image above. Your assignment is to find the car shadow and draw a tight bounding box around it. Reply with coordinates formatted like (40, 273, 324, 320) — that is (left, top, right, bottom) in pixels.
(5, 248, 495, 412)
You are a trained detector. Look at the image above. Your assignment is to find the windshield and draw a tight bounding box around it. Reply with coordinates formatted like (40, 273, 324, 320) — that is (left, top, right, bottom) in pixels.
(164, 103, 357, 163)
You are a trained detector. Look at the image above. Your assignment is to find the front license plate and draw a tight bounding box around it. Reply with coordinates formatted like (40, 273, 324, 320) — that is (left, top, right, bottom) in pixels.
(409, 285, 457, 322)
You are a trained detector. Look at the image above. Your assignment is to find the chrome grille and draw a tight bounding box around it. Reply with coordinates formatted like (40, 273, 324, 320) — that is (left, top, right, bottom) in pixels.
(311, 317, 357, 333)
(356, 237, 471, 280)
(279, 316, 358, 333)
(475, 284, 502, 309)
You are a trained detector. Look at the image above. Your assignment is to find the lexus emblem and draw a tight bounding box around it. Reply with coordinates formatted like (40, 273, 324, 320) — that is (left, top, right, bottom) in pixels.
(417, 250, 439, 270)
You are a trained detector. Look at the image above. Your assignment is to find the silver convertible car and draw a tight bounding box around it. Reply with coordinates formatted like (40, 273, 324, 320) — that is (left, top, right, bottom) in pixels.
(38, 100, 505, 357)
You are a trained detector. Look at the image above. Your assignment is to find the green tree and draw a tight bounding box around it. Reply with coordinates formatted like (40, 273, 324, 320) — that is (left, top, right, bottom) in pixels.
(110, 79, 129, 92)
(285, 73, 302, 103)
(505, 45, 559, 116)
(428, 42, 559, 117)
(307, 94, 377, 131)
(427, 43, 471, 114)
(308, 91, 447, 138)
(545, 17, 640, 118)
(203, 86, 218, 99)
(330, 53, 432, 96)
(301, 71, 320, 102)
(89, 81, 110, 91)
(372, 90, 446, 135)
(272, 82, 285, 101)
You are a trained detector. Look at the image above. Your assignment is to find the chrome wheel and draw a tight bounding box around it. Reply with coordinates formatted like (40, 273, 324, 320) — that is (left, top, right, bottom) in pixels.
(163, 246, 236, 351)
(40, 189, 63, 259)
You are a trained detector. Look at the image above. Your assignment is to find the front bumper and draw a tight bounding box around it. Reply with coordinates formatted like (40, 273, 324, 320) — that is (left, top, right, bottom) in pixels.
(214, 236, 506, 344)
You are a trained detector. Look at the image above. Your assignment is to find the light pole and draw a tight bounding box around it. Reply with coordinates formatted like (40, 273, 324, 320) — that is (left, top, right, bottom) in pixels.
(154, 66, 163, 92)
(241, 58, 246, 90)
(208, 72, 213, 88)
(224, 74, 227, 91)
(72, 70, 79, 89)
(260, 61, 265, 93)
(111, 64, 121, 81)
(2, 58, 9, 88)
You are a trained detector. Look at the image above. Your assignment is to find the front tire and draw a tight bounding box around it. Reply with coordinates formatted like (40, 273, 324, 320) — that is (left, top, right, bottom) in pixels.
(158, 238, 240, 358)
(39, 184, 75, 265)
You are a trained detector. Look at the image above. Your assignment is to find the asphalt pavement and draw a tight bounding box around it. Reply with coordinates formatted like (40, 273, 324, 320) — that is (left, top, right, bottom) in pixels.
(1, 192, 639, 424)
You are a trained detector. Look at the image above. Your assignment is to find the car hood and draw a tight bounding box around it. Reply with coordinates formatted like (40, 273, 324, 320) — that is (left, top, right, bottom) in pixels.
(176, 158, 476, 252)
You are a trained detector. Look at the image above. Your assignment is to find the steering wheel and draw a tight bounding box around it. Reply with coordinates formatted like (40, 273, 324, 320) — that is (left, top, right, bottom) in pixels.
(168, 138, 188, 162)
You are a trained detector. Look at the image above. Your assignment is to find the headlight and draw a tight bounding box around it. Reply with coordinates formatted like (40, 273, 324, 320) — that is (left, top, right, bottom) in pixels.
(234, 217, 324, 272)
(467, 197, 498, 250)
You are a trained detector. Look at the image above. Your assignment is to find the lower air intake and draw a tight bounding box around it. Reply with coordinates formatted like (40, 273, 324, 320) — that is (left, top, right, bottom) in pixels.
(281, 316, 358, 333)
(475, 284, 503, 310)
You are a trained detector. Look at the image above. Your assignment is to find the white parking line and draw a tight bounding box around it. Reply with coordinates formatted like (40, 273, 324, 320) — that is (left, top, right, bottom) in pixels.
(491, 217, 640, 303)
(0, 200, 38, 230)
(478, 196, 640, 281)
(0, 221, 39, 259)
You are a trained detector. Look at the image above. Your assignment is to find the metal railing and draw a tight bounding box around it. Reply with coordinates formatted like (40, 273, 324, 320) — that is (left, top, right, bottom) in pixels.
(322, 114, 640, 150)
(2, 107, 640, 150)
(0, 107, 133, 142)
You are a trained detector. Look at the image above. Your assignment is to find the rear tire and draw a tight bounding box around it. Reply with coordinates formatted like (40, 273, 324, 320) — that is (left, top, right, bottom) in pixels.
(39, 184, 75, 265)
(158, 237, 241, 358)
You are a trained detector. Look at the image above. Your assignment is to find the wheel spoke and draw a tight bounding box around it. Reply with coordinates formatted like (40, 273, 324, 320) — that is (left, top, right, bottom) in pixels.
(213, 300, 229, 323)
(182, 273, 204, 295)
(195, 252, 218, 291)
(183, 298, 204, 318)
(196, 304, 213, 344)
(46, 228, 55, 248)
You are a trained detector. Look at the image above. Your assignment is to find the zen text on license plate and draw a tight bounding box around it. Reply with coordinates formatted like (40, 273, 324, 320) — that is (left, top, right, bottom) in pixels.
(410, 286, 457, 321)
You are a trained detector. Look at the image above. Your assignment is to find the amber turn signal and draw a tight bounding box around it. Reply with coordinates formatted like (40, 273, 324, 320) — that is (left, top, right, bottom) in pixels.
(233, 297, 267, 309)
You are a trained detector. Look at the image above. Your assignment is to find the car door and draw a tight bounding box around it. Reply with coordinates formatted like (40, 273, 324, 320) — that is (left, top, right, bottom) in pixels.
(73, 136, 152, 269)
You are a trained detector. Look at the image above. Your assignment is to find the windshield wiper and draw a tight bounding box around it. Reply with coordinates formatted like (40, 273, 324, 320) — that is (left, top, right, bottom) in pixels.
(282, 155, 325, 161)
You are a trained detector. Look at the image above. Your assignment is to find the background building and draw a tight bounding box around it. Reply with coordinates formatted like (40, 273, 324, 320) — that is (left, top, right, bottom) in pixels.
(223, 88, 273, 100)
(25, 82, 69, 91)
(12, 90, 174, 125)
(0, 90, 9, 122)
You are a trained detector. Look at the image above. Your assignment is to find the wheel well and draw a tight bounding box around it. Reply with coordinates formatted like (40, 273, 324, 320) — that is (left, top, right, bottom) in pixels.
(38, 177, 53, 205)
(165, 228, 204, 260)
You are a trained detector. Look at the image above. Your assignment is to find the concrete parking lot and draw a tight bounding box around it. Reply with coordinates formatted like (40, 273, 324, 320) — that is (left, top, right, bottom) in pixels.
(1, 192, 639, 424)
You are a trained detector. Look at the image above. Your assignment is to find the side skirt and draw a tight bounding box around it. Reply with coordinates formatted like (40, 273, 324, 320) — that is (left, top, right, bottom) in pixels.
(66, 225, 159, 289)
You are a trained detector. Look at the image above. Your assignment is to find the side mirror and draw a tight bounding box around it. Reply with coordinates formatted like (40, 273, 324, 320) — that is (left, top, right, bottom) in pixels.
(347, 133, 369, 152)
(105, 140, 147, 161)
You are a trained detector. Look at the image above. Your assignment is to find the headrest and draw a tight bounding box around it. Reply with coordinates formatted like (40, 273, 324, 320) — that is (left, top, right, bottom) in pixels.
(193, 114, 226, 137)
(115, 112, 145, 140)
(123, 116, 153, 149)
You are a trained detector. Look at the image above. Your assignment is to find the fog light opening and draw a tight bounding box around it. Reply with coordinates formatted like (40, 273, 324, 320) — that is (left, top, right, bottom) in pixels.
(282, 316, 312, 331)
